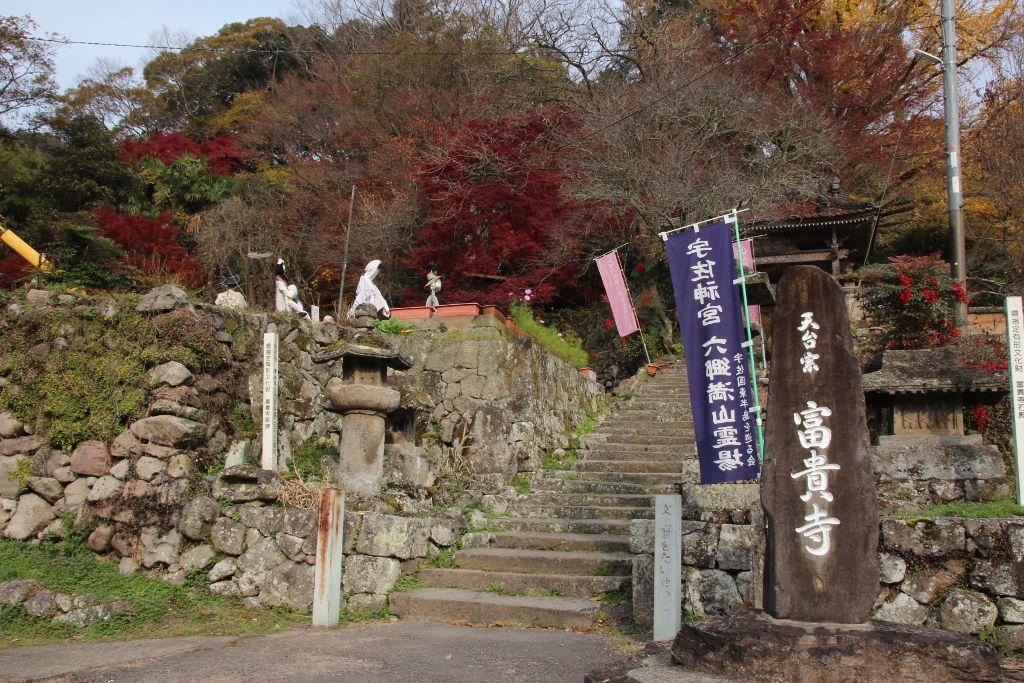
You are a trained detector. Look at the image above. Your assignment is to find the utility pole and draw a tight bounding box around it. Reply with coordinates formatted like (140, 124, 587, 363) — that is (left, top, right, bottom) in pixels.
(941, 0, 968, 330)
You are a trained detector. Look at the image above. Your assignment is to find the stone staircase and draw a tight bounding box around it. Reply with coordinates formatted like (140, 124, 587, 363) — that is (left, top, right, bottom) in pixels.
(390, 363, 695, 628)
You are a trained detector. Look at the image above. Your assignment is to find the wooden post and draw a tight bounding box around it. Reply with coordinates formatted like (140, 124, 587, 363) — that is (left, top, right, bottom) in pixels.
(312, 488, 345, 626)
(1006, 296, 1024, 504)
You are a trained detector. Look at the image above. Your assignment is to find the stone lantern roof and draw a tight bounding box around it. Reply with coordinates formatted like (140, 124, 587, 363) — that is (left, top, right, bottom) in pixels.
(862, 347, 1008, 397)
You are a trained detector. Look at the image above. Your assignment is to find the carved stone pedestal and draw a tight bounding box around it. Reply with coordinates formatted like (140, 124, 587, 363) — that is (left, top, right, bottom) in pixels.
(670, 610, 1003, 683)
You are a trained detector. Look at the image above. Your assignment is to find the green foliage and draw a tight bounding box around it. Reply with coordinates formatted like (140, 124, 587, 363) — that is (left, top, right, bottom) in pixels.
(0, 538, 305, 647)
(376, 318, 413, 335)
(895, 497, 1024, 520)
(288, 437, 336, 483)
(590, 563, 618, 577)
(509, 303, 589, 368)
(0, 299, 226, 450)
(228, 404, 256, 437)
(7, 459, 32, 490)
(0, 306, 149, 449)
(510, 473, 531, 494)
(977, 625, 1015, 656)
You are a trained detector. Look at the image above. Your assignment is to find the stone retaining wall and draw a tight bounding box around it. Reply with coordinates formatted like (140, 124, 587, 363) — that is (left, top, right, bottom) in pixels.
(631, 513, 1024, 648)
(0, 288, 600, 612)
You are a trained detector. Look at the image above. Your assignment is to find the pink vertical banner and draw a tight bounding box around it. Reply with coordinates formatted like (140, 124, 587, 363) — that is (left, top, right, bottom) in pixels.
(596, 251, 640, 337)
(733, 239, 761, 326)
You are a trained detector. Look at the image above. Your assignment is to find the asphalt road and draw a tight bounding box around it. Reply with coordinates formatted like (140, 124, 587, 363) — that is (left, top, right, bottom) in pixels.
(0, 619, 641, 683)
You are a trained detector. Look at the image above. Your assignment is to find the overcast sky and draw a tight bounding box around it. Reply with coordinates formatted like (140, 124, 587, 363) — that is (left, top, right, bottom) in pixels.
(8, 1, 304, 92)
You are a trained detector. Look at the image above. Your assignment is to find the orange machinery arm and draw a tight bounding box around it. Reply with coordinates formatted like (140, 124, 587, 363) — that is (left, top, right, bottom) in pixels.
(0, 224, 52, 272)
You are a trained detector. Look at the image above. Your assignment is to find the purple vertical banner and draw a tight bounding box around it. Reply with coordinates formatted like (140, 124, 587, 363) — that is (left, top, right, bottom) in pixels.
(596, 251, 640, 337)
(666, 222, 760, 483)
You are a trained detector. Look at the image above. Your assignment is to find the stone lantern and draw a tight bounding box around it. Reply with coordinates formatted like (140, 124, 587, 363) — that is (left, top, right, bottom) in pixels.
(318, 304, 412, 495)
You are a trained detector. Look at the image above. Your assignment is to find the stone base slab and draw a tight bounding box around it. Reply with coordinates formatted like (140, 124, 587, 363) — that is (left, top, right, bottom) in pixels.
(670, 610, 1003, 683)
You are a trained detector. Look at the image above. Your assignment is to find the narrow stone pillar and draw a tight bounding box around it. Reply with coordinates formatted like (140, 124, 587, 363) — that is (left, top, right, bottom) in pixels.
(261, 324, 279, 471)
(312, 487, 345, 626)
(653, 494, 682, 640)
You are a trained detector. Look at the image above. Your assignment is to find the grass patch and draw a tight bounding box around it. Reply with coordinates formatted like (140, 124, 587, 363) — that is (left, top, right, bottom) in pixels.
(423, 547, 457, 569)
(287, 437, 336, 483)
(390, 573, 425, 593)
(511, 473, 531, 495)
(600, 582, 632, 605)
(542, 448, 576, 471)
(0, 538, 307, 648)
(590, 564, 618, 577)
(895, 497, 1024, 520)
(509, 303, 589, 368)
(376, 319, 413, 335)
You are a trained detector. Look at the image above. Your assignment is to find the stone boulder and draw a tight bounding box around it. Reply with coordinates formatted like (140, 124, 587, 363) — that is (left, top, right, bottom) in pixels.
(260, 561, 315, 611)
(179, 496, 220, 541)
(68, 440, 109, 479)
(23, 591, 60, 617)
(0, 435, 44, 457)
(25, 476, 61, 504)
(873, 591, 928, 625)
(54, 601, 133, 626)
(0, 455, 28, 499)
(213, 467, 281, 503)
(356, 514, 430, 559)
(684, 568, 743, 617)
(0, 579, 37, 605)
(211, 518, 246, 555)
(136, 285, 192, 313)
(343, 555, 401, 594)
(671, 610, 1002, 683)
(130, 416, 206, 449)
(929, 589, 998, 634)
(0, 411, 25, 438)
(179, 544, 216, 573)
(4, 493, 55, 540)
(236, 537, 288, 575)
(140, 528, 182, 568)
(384, 442, 436, 488)
(148, 361, 194, 388)
(465, 406, 516, 478)
(209, 558, 238, 582)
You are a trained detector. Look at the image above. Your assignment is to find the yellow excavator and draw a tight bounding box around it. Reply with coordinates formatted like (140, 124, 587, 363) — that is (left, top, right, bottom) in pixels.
(0, 223, 52, 273)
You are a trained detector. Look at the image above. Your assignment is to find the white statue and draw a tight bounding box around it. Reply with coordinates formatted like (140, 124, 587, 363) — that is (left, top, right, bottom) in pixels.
(285, 284, 309, 317)
(425, 261, 442, 308)
(348, 259, 390, 318)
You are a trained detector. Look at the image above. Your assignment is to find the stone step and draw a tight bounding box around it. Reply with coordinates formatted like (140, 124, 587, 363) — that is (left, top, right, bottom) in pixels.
(583, 434, 693, 446)
(522, 493, 653, 507)
(598, 410, 691, 422)
(389, 587, 599, 628)
(615, 401, 692, 412)
(573, 459, 681, 473)
(595, 425, 695, 436)
(418, 568, 628, 598)
(487, 517, 631, 535)
(513, 504, 654, 520)
(490, 531, 630, 552)
(454, 548, 632, 575)
(582, 444, 692, 458)
(531, 478, 671, 495)
(543, 470, 681, 485)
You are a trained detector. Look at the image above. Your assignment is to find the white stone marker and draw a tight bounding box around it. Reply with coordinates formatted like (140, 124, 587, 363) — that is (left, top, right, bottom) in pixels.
(653, 493, 682, 640)
(312, 488, 346, 627)
(311, 305, 320, 323)
(1006, 296, 1024, 504)
(261, 324, 279, 471)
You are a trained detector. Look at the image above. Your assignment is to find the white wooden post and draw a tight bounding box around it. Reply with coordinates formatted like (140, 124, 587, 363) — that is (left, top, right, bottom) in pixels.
(653, 494, 682, 640)
(312, 488, 345, 626)
(311, 305, 320, 323)
(1005, 296, 1024, 504)
(261, 324, 279, 471)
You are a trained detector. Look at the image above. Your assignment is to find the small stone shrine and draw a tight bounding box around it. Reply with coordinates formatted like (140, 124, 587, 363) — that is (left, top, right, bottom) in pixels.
(864, 347, 1009, 511)
(669, 266, 1003, 682)
(315, 303, 412, 495)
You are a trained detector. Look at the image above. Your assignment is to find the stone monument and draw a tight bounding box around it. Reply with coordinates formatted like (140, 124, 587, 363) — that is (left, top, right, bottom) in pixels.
(761, 265, 878, 622)
(316, 303, 411, 496)
(669, 267, 1004, 682)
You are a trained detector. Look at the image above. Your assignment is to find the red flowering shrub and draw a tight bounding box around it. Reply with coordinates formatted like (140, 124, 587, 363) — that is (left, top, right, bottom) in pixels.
(859, 254, 965, 350)
(971, 404, 990, 434)
(0, 252, 33, 288)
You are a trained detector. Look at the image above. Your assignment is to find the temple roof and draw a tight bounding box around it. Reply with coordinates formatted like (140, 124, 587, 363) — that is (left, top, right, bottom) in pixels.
(862, 347, 1009, 396)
